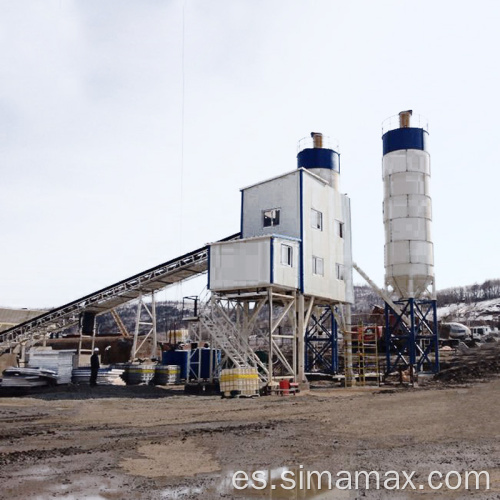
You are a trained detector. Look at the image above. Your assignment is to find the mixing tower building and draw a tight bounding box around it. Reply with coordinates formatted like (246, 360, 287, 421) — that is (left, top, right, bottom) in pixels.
(208, 133, 353, 385)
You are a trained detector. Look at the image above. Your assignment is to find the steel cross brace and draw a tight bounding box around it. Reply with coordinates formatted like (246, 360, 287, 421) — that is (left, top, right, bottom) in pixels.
(384, 298, 439, 374)
(305, 306, 338, 374)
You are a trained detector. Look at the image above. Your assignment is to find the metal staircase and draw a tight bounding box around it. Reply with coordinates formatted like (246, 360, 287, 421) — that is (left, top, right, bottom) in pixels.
(196, 298, 269, 385)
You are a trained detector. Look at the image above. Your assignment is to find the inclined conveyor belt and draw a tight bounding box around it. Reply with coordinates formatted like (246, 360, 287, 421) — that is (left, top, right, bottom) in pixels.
(0, 233, 240, 351)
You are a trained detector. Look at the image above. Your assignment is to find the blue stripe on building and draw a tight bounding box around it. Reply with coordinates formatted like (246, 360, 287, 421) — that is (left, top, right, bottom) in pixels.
(299, 169, 304, 293)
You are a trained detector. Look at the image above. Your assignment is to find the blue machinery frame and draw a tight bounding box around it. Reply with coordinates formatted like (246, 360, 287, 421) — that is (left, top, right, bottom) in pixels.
(305, 306, 339, 374)
(384, 298, 439, 374)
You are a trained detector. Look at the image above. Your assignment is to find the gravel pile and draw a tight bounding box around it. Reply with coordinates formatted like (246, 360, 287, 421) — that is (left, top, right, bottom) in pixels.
(435, 340, 500, 384)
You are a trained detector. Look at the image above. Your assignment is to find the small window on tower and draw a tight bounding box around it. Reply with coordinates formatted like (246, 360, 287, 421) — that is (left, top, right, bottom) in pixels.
(335, 220, 344, 238)
(311, 209, 323, 230)
(336, 263, 345, 281)
(281, 244, 293, 266)
(313, 256, 324, 276)
(263, 209, 280, 227)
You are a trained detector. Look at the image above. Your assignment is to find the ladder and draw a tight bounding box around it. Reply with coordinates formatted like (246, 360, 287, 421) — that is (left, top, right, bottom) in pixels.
(197, 300, 269, 385)
(345, 326, 380, 386)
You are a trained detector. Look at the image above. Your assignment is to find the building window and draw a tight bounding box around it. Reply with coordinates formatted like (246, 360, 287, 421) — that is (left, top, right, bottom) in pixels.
(335, 220, 344, 238)
(281, 244, 293, 266)
(336, 263, 345, 281)
(313, 256, 324, 276)
(263, 208, 280, 227)
(311, 208, 323, 230)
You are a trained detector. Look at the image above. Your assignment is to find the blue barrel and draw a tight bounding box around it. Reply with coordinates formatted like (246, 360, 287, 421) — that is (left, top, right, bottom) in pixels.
(201, 348, 221, 379)
(189, 348, 221, 379)
(162, 350, 189, 380)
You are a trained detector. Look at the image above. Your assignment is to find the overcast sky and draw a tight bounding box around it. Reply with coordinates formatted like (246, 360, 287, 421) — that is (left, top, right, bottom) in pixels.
(1, 0, 499, 308)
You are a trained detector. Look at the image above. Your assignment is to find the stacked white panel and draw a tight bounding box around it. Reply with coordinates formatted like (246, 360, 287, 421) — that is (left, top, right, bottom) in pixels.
(27, 348, 76, 385)
(383, 149, 434, 298)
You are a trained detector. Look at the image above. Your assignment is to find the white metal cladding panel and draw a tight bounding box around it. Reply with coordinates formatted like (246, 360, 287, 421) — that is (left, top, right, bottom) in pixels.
(302, 173, 330, 300)
(209, 239, 271, 290)
(272, 238, 300, 289)
(390, 218, 431, 241)
(389, 263, 432, 278)
(384, 223, 391, 249)
(304, 167, 339, 190)
(383, 195, 409, 220)
(386, 172, 429, 197)
(383, 195, 432, 221)
(410, 241, 434, 265)
(383, 150, 430, 176)
(385, 241, 433, 267)
(407, 194, 432, 219)
(385, 241, 410, 266)
(382, 151, 407, 175)
(407, 149, 430, 175)
(301, 172, 346, 302)
(242, 171, 300, 239)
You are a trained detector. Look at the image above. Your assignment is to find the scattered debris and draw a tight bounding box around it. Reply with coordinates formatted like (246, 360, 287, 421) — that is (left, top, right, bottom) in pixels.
(1, 367, 58, 388)
(435, 341, 500, 384)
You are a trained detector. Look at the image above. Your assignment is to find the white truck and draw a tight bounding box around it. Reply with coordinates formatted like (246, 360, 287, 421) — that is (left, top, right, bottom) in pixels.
(470, 326, 492, 341)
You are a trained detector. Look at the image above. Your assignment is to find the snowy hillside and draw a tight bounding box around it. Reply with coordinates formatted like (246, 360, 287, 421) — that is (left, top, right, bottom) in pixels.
(352, 285, 382, 313)
(437, 297, 500, 326)
(353, 282, 500, 328)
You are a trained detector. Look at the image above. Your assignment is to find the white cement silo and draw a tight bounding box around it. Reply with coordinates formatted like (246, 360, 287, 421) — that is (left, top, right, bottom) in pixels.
(382, 111, 435, 299)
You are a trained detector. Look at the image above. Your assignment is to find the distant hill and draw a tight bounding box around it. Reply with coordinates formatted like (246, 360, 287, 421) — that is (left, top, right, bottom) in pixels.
(96, 280, 500, 334)
(352, 285, 383, 314)
(437, 298, 500, 328)
(18, 279, 499, 337)
(0, 307, 48, 333)
(353, 279, 500, 329)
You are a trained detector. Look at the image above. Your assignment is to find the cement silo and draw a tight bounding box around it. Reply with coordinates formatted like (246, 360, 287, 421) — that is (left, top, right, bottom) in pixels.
(382, 110, 434, 300)
(381, 110, 439, 374)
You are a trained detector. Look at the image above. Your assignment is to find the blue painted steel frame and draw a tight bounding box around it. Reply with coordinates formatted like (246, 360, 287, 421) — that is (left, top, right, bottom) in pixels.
(270, 237, 274, 284)
(299, 169, 304, 293)
(240, 190, 244, 238)
(207, 246, 211, 289)
(384, 298, 439, 374)
(305, 306, 338, 374)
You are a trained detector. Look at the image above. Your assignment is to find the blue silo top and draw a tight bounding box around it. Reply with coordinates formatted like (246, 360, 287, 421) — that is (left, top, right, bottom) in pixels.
(382, 127, 429, 155)
(297, 147, 340, 172)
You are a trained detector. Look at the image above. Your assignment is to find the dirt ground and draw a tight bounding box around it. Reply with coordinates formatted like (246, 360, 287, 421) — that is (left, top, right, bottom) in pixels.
(0, 378, 499, 499)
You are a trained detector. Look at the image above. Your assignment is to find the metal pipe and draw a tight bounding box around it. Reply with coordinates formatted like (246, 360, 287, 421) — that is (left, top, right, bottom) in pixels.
(352, 262, 411, 327)
(151, 291, 157, 359)
(268, 287, 274, 385)
(399, 110, 412, 128)
(297, 293, 305, 384)
(311, 132, 323, 148)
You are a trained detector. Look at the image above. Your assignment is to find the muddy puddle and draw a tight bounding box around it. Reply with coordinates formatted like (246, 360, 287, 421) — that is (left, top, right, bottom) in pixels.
(163, 467, 352, 499)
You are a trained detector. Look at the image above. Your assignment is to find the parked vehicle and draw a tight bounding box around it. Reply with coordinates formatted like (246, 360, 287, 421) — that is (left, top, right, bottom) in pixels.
(439, 322, 470, 345)
(471, 326, 492, 341)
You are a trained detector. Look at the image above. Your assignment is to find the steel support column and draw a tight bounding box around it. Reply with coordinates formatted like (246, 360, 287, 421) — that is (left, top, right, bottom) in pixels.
(384, 298, 439, 374)
(304, 306, 339, 374)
